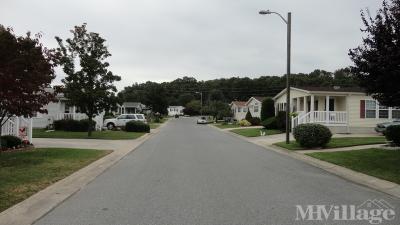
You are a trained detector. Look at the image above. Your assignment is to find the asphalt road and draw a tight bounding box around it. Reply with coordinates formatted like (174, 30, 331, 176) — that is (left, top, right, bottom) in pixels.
(35, 118, 400, 225)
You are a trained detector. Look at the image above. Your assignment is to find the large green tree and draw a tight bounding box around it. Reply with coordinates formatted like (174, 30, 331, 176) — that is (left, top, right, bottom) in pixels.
(260, 98, 275, 121)
(349, 0, 400, 107)
(56, 24, 121, 136)
(0, 25, 57, 136)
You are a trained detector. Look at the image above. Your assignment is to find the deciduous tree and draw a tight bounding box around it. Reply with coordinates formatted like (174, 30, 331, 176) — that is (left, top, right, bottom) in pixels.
(0, 25, 57, 135)
(349, 0, 400, 107)
(56, 24, 121, 136)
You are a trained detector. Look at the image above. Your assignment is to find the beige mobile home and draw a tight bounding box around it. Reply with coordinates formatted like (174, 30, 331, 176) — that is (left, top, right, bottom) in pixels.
(273, 87, 400, 133)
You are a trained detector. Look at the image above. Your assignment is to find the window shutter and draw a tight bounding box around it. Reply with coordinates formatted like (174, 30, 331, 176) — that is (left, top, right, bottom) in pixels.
(360, 100, 365, 118)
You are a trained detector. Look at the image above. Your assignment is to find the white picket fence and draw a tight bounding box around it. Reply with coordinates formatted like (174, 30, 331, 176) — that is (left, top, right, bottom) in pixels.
(1, 116, 33, 143)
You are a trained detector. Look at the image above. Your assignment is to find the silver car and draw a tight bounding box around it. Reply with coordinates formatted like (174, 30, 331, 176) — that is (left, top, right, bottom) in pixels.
(197, 116, 208, 124)
(375, 119, 400, 134)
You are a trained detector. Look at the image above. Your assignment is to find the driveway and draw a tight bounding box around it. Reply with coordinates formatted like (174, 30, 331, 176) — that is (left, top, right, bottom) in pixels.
(35, 118, 400, 225)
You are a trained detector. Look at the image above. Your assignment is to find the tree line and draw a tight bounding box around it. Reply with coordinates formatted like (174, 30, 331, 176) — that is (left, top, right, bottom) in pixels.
(118, 68, 359, 114)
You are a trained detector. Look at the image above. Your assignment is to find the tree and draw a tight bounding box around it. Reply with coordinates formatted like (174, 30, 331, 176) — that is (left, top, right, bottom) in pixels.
(0, 25, 57, 136)
(203, 101, 231, 121)
(142, 82, 168, 115)
(178, 93, 195, 106)
(349, 0, 400, 107)
(183, 100, 201, 116)
(260, 98, 275, 121)
(56, 24, 121, 136)
(245, 110, 253, 121)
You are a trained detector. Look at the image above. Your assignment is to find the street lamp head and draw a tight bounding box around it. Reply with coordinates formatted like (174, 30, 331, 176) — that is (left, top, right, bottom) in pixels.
(259, 10, 272, 15)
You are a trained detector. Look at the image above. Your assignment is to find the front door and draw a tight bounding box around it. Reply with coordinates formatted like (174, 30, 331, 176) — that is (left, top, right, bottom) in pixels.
(325, 98, 335, 111)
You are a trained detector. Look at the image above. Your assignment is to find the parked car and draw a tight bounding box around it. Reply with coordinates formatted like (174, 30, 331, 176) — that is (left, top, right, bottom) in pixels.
(104, 114, 147, 130)
(197, 116, 208, 124)
(375, 119, 400, 134)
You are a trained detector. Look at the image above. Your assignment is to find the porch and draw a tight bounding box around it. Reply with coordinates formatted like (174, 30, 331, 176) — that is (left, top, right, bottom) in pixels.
(287, 94, 349, 129)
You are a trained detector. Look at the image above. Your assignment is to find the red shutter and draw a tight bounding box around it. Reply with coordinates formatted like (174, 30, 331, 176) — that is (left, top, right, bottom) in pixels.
(360, 100, 365, 118)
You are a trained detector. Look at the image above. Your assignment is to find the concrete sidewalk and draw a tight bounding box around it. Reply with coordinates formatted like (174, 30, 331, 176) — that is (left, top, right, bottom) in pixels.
(0, 121, 169, 225)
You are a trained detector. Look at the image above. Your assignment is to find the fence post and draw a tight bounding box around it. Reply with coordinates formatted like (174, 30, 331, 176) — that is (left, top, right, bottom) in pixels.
(15, 117, 20, 137)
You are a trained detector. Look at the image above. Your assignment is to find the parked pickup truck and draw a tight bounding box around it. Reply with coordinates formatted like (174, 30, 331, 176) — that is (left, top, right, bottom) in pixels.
(104, 114, 147, 130)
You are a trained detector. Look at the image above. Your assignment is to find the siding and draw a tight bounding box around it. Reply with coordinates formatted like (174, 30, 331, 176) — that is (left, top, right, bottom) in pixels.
(348, 95, 394, 127)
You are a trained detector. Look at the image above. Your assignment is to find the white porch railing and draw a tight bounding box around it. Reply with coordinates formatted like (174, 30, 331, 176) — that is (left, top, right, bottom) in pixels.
(292, 111, 347, 130)
(1, 117, 33, 143)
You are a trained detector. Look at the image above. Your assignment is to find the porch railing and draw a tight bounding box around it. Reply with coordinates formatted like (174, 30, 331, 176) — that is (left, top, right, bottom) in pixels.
(292, 111, 347, 130)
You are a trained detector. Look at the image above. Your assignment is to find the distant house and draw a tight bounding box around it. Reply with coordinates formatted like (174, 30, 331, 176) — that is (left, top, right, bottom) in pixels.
(246, 96, 266, 119)
(168, 106, 185, 116)
(32, 88, 104, 130)
(117, 102, 147, 114)
(230, 101, 247, 121)
(273, 86, 400, 133)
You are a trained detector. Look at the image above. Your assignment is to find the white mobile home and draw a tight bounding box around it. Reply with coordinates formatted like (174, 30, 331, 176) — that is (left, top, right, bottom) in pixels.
(168, 106, 185, 116)
(230, 101, 247, 121)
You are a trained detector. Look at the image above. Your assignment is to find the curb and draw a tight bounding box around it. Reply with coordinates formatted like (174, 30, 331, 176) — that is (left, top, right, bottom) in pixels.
(0, 120, 169, 225)
(212, 125, 400, 199)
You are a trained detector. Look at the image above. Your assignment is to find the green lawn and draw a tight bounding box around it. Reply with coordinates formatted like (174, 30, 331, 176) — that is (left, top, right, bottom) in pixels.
(275, 136, 387, 150)
(0, 148, 110, 212)
(307, 148, 400, 184)
(230, 128, 283, 137)
(33, 129, 145, 140)
(213, 123, 240, 129)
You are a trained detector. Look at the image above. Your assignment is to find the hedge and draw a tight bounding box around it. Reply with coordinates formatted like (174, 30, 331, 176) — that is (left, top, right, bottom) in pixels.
(293, 124, 332, 148)
(54, 119, 96, 132)
(385, 125, 400, 146)
(125, 121, 150, 133)
(0, 135, 22, 149)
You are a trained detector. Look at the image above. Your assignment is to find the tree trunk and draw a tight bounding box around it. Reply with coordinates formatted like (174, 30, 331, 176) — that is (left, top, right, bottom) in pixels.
(88, 116, 93, 137)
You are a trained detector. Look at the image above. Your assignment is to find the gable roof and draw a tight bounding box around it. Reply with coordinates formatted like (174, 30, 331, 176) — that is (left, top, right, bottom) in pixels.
(273, 86, 365, 100)
(253, 96, 267, 102)
(230, 101, 247, 107)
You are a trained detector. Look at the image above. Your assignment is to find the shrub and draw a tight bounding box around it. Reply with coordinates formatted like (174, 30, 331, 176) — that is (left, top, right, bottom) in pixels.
(245, 110, 253, 121)
(125, 121, 150, 133)
(293, 124, 332, 148)
(53, 119, 96, 132)
(276, 111, 287, 131)
(249, 117, 261, 126)
(0, 135, 22, 149)
(385, 125, 400, 146)
(239, 119, 251, 127)
(261, 98, 275, 121)
(261, 117, 278, 129)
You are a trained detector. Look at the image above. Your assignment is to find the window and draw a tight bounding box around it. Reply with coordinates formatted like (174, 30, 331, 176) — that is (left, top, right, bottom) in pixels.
(238, 107, 241, 112)
(127, 115, 136, 119)
(254, 106, 259, 112)
(365, 100, 376, 118)
(118, 115, 128, 119)
(379, 105, 389, 119)
(243, 108, 247, 112)
(136, 115, 144, 119)
(393, 107, 400, 119)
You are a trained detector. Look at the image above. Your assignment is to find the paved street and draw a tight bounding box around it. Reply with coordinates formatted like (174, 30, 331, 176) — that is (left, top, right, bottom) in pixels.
(35, 118, 400, 225)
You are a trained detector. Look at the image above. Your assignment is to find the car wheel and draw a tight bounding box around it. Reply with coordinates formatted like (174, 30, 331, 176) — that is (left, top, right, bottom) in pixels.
(107, 123, 115, 130)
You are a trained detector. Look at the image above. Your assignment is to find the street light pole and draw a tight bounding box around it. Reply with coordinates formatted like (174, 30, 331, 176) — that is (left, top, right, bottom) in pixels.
(195, 91, 203, 115)
(259, 10, 292, 144)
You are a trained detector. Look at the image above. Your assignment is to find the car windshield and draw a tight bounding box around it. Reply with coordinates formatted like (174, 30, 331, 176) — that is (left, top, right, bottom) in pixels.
(201, 117, 206, 120)
(136, 115, 144, 119)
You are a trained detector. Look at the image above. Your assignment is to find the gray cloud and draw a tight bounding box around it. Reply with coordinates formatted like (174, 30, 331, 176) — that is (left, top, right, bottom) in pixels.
(1, 0, 381, 90)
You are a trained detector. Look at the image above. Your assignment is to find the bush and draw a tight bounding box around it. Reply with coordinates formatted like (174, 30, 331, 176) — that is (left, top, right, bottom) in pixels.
(261, 98, 275, 121)
(239, 119, 251, 127)
(385, 125, 400, 146)
(293, 124, 332, 148)
(0, 135, 22, 149)
(249, 117, 261, 126)
(261, 117, 278, 129)
(125, 121, 150, 133)
(53, 119, 96, 132)
(276, 111, 287, 131)
(245, 110, 253, 121)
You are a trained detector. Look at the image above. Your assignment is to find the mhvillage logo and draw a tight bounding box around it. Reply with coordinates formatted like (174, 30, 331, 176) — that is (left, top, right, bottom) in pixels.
(296, 199, 396, 224)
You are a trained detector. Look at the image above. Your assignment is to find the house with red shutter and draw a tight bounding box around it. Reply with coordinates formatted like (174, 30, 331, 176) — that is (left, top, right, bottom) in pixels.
(273, 86, 400, 133)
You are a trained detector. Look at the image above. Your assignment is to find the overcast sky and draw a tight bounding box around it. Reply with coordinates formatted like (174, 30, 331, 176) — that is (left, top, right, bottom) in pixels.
(1, 0, 382, 90)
